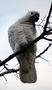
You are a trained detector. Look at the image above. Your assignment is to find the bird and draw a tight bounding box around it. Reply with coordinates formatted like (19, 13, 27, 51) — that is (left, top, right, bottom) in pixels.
(8, 11, 40, 83)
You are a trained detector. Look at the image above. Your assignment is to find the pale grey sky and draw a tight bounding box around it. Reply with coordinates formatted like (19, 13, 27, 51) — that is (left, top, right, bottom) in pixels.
(0, 0, 52, 90)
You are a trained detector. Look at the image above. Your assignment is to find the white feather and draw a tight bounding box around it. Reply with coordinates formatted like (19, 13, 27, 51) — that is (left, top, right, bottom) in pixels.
(8, 11, 39, 83)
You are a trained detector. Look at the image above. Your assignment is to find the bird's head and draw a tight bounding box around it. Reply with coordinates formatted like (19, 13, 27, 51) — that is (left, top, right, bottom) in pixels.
(26, 11, 40, 27)
(28, 11, 40, 23)
(19, 11, 40, 25)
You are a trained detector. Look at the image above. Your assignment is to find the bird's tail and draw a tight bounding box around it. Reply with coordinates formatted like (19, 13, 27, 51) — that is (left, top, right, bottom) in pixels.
(20, 61, 37, 83)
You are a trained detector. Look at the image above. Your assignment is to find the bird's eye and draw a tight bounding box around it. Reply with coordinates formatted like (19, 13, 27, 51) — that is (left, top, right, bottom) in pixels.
(31, 12, 33, 15)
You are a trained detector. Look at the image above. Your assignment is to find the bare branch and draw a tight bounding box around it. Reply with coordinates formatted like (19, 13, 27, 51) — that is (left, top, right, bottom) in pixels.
(0, 3, 52, 79)
(0, 68, 19, 77)
(36, 44, 52, 58)
(0, 32, 46, 67)
(0, 3, 52, 67)
(44, 2, 52, 32)
(43, 37, 52, 41)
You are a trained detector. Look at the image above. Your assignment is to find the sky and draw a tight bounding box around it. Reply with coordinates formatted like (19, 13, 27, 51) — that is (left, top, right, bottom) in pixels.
(0, 0, 52, 90)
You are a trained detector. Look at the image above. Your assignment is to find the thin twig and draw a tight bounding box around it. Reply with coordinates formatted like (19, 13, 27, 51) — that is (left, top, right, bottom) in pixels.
(40, 56, 48, 62)
(39, 16, 46, 25)
(3, 76, 7, 82)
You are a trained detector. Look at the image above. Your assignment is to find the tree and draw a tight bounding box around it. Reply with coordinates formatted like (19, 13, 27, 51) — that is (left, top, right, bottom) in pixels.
(0, 2, 52, 83)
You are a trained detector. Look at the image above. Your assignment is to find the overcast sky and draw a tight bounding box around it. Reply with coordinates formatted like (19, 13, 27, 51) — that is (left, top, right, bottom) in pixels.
(0, 0, 52, 90)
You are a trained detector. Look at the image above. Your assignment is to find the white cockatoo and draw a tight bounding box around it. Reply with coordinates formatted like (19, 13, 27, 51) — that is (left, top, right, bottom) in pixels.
(8, 11, 40, 83)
